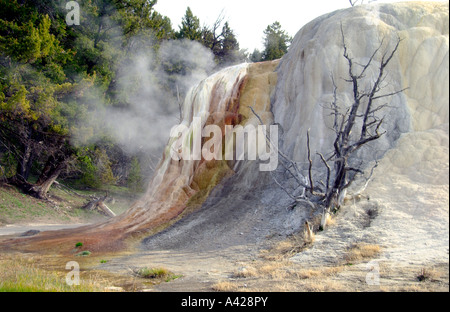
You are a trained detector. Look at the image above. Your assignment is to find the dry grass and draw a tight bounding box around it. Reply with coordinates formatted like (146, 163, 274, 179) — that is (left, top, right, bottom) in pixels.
(212, 281, 239, 292)
(213, 240, 448, 292)
(293, 266, 343, 280)
(232, 266, 258, 278)
(301, 279, 344, 292)
(416, 267, 440, 282)
(259, 263, 289, 279)
(344, 243, 381, 262)
(225, 263, 348, 292)
(232, 261, 290, 281)
(259, 234, 311, 261)
(0, 253, 106, 292)
(325, 214, 336, 227)
(303, 222, 315, 244)
(133, 267, 170, 279)
(212, 231, 447, 292)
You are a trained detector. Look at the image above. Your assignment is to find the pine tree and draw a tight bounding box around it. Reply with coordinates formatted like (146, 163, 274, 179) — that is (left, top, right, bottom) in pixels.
(250, 49, 263, 62)
(177, 7, 202, 41)
(262, 21, 292, 61)
(128, 157, 143, 193)
(218, 22, 240, 64)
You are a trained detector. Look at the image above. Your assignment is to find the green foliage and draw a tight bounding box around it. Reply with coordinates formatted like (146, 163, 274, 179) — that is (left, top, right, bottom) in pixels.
(127, 157, 143, 193)
(0, 152, 17, 178)
(77, 148, 117, 188)
(95, 148, 117, 186)
(262, 21, 292, 61)
(120, 0, 174, 43)
(203, 21, 242, 65)
(176, 8, 243, 66)
(77, 151, 99, 188)
(0, 255, 104, 292)
(76, 250, 91, 257)
(220, 22, 240, 60)
(177, 7, 202, 41)
(0, 14, 59, 64)
(250, 49, 263, 63)
(134, 267, 170, 279)
(0, 0, 247, 194)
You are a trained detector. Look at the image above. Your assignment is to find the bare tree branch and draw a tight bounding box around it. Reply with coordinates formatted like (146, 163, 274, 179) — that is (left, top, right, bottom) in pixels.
(371, 87, 409, 101)
(317, 152, 331, 192)
(307, 129, 314, 195)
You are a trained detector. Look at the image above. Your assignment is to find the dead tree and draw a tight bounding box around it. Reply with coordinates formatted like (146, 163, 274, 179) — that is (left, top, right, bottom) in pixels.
(252, 25, 406, 229)
(0, 116, 73, 200)
(82, 191, 116, 218)
(349, 0, 377, 6)
(322, 26, 406, 213)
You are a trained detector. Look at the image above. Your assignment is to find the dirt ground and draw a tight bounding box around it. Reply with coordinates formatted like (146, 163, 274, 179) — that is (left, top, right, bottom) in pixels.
(0, 132, 448, 292)
(0, 164, 448, 292)
(95, 200, 449, 292)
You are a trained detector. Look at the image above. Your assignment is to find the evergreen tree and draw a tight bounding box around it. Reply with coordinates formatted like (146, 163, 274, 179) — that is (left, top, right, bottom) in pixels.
(0, 0, 175, 196)
(250, 49, 263, 62)
(177, 7, 202, 41)
(0, 0, 77, 198)
(217, 22, 240, 64)
(200, 17, 242, 66)
(262, 21, 292, 61)
(128, 156, 143, 193)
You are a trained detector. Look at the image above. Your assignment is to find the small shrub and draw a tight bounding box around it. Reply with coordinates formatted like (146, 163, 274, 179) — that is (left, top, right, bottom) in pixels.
(76, 250, 91, 257)
(165, 274, 183, 283)
(75, 242, 83, 248)
(134, 267, 170, 279)
(417, 268, 437, 282)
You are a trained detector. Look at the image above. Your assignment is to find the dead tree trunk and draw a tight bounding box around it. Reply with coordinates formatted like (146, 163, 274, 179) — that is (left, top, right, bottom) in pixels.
(97, 201, 116, 218)
(253, 25, 406, 231)
(323, 26, 405, 209)
(82, 192, 116, 218)
(32, 160, 67, 199)
(8, 152, 69, 200)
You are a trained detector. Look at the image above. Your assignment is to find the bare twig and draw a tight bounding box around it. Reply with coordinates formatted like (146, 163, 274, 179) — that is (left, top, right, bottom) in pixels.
(317, 152, 331, 192)
(176, 84, 183, 122)
(307, 129, 314, 195)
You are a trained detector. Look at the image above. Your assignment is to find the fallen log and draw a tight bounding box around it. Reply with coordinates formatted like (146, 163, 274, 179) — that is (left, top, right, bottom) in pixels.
(82, 192, 116, 218)
(97, 201, 116, 218)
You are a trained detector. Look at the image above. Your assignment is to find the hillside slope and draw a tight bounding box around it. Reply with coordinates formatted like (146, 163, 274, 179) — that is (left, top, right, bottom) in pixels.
(142, 1, 449, 257)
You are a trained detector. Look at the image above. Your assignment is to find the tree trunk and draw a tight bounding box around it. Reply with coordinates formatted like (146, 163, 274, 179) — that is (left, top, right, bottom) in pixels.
(16, 140, 34, 181)
(32, 159, 66, 199)
(36, 155, 57, 185)
(326, 158, 347, 209)
(97, 201, 116, 218)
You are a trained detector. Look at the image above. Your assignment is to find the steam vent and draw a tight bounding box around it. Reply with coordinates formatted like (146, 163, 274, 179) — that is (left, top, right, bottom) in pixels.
(1, 1, 448, 271)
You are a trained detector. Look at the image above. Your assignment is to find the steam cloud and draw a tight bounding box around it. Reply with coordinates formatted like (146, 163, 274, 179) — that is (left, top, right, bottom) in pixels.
(108, 39, 215, 156)
(79, 38, 216, 169)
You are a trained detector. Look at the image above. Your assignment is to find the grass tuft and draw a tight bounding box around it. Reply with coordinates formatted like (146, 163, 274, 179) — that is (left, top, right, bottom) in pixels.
(76, 251, 91, 257)
(133, 267, 181, 282)
(212, 281, 239, 292)
(417, 267, 438, 282)
(344, 243, 381, 262)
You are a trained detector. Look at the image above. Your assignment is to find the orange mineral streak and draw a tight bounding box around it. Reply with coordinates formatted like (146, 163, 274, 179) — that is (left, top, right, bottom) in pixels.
(0, 61, 279, 254)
